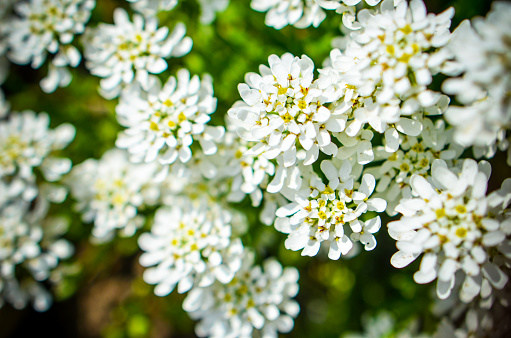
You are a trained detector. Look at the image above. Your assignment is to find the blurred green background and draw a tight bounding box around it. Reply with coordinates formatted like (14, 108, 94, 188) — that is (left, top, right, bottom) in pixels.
(0, 0, 498, 337)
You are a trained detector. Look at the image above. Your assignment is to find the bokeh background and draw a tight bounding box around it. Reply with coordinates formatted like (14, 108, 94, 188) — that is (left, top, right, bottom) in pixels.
(0, 0, 500, 337)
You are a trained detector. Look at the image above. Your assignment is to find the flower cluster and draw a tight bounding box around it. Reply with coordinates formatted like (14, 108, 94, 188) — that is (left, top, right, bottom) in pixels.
(0, 109, 75, 311)
(138, 198, 243, 296)
(366, 116, 463, 214)
(3, 0, 95, 92)
(443, 2, 511, 163)
(115, 69, 223, 165)
(183, 252, 300, 338)
(67, 149, 160, 241)
(126, 0, 178, 16)
(251, 0, 385, 30)
(275, 159, 386, 258)
(388, 159, 510, 302)
(82, 8, 192, 98)
(228, 53, 344, 168)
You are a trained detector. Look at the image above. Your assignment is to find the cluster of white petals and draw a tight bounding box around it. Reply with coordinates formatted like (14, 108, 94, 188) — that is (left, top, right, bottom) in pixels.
(138, 197, 243, 296)
(127, 0, 178, 16)
(442, 2, 511, 163)
(366, 116, 464, 214)
(251, 0, 384, 30)
(0, 108, 75, 311)
(389, 159, 510, 302)
(275, 159, 386, 259)
(4, 0, 95, 92)
(323, 0, 457, 146)
(229, 53, 345, 169)
(82, 8, 192, 98)
(0, 197, 73, 311)
(0, 110, 75, 187)
(183, 252, 300, 338)
(116, 69, 223, 165)
(67, 149, 160, 241)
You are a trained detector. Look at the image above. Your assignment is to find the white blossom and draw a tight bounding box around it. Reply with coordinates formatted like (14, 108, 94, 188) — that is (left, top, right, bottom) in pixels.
(323, 0, 457, 142)
(251, 0, 384, 30)
(0, 110, 75, 184)
(115, 69, 223, 165)
(388, 159, 509, 302)
(366, 116, 464, 215)
(0, 186, 73, 311)
(67, 149, 160, 241)
(82, 8, 192, 99)
(183, 251, 300, 338)
(229, 53, 344, 168)
(139, 198, 243, 296)
(127, 0, 178, 16)
(442, 2, 511, 163)
(4, 0, 95, 92)
(275, 159, 386, 259)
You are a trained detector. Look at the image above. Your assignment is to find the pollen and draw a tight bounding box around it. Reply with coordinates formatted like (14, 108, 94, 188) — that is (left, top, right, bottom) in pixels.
(456, 205, 467, 214)
(455, 227, 467, 238)
(435, 208, 446, 218)
(297, 99, 307, 110)
(400, 163, 410, 172)
(150, 121, 159, 131)
(318, 211, 327, 220)
(400, 24, 413, 35)
(282, 112, 293, 123)
(323, 186, 334, 195)
(178, 112, 187, 122)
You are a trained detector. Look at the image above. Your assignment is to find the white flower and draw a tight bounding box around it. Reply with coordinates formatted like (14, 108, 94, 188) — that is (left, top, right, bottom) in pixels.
(251, 0, 384, 30)
(67, 149, 160, 241)
(275, 159, 386, 259)
(82, 8, 192, 98)
(115, 69, 223, 165)
(0, 193, 73, 312)
(139, 198, 243, 296)
(0, 111, 75, 183)
(323, 0, 457, 139)
(127, 0, 178, 16)
(442, 3, 511, 162)
(5, 0, 95, 92)
(183, 251, 300, 338)
(388, 159, 509, 302)
(366, 116, 464, 215)
(229, 53, 343, 168)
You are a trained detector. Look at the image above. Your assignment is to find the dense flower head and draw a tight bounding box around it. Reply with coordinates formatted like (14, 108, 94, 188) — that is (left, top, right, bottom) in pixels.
(0, 110, 75, 184)
(229, 53, 348, 168)
(138, 197, 243, 296)
(388, 159, 510, 302)
(250, 0, 385, 30)
(366, 116, 464, 214)
(183, 252, 300, 338)
(67, 149, 160, 241)
(275, 159, 386, 259)
(442, 2, 511, 162)
(0, 185, 73, 311)
(322, 0, 457, 148)
(4, 0, 95, 92)
(82, 8, 192, 98)
(115, 69, 223, 165)
(127, 0, 178, 16)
